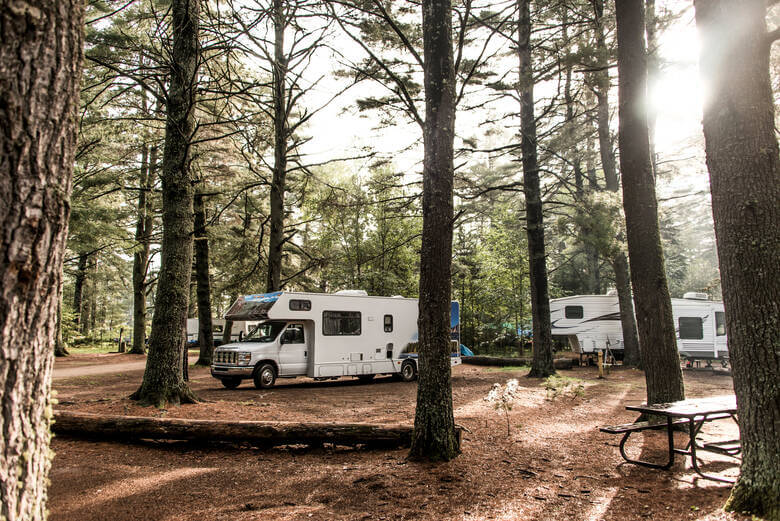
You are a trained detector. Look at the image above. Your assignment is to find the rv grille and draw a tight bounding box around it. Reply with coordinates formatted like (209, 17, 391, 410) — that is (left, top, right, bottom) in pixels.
(214, 350, 237, 364)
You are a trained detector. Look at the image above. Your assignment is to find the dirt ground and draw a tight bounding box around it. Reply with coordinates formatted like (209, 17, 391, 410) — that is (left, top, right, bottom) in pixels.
(49, 355, 749, 521)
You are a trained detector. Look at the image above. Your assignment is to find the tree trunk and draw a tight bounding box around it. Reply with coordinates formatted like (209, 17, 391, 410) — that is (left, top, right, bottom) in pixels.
(266, 0, 288, 293)
(592, 0, 619, 192)
(615, 0, 684, 403)
(73, 252, 88, 326)
(517, 0, 554, 378)
(612, 253, 640, 366)
(590, 0, 641, 367)
(695, 1, 780, 517)
(0, 2, 83, 519)
(131, 0, 200, 407)
(54, 286, 69, 357)
(645, 0, 658, 176)
(80, 257, 94, 334)
(131, 144, 151, 354)
(408, 0, 460, 462)
(53, 411, 463, 449)
(194, 191, 214, 366)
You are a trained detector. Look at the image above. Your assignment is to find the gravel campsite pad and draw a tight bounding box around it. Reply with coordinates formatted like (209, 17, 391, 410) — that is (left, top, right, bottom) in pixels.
(49, 358, 749, 521)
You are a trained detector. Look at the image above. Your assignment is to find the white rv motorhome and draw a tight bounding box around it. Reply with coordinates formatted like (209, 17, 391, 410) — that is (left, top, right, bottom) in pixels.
(549, 292, 728, 363)
(186, 319, 256, 345)
(210, 291, 462, 389)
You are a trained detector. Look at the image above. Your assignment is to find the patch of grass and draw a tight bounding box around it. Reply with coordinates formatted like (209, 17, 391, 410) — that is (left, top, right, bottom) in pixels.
(67, 341, 120, 355)
(485, 365, 531, 373)
(545, 375, 585, 400)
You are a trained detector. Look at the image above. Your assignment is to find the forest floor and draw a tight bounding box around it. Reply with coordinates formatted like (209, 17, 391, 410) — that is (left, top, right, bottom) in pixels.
(49, 355, 750, 521)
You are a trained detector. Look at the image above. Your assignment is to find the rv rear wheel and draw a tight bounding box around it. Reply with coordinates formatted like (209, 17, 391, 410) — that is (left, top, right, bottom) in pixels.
(254, 363, 277, 389)
(400, 360, 417, 382)
(220, 377, 241, 389)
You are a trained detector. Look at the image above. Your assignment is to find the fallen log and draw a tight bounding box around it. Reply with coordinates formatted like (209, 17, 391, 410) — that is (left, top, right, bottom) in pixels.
(53, 411, 459, 449)
(462, 356, 574, 370)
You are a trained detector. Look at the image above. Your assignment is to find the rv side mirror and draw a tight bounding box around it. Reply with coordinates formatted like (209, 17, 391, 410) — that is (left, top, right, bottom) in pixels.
(281, 330, 294, 344)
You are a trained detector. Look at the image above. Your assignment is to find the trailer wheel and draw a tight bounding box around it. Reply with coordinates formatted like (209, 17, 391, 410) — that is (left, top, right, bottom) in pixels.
(400, 360, 417, 382)
(220, 377, 241, 389)
(254, 363, 277, 389)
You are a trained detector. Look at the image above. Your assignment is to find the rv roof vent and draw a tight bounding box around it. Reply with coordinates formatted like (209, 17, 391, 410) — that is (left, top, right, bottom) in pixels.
(391, 295, 405, 298)
(683, 292, 709, 300)
(605, 288, 617, 296)
(335, 289, 369, 296)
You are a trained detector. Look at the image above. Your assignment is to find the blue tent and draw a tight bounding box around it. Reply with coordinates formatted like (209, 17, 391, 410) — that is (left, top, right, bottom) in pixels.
(460, 344, 474, 357)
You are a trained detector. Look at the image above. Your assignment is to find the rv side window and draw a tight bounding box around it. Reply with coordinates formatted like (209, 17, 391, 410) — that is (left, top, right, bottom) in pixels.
(679, 317, 704, 339)
(323, 311, 361, 336)
(715, 312, 726, 336)
(384, 315, 393, 332)
(289, 299, 311, 311)
(565, 306, 584, 319)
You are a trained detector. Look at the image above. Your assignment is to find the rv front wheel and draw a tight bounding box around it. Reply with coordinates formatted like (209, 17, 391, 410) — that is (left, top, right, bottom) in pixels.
(254, 363, 277, 389)
(400, 360, 417, 382)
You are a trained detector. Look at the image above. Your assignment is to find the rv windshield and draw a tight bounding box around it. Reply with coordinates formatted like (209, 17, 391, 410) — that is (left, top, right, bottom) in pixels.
(243, 321, 286, 343)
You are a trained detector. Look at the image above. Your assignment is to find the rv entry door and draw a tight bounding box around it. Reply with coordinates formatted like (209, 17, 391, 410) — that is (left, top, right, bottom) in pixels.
(279, 323, 307, 376)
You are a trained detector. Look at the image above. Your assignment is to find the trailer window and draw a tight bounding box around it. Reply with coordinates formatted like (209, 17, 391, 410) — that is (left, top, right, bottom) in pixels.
(565, 306, 584, 319)
(323, 311, 361, 336)
(679, 317, 704, 339)
(715, 312, 726, 336)
(289, 299, 311, 311)
(384, 314, 393, 332)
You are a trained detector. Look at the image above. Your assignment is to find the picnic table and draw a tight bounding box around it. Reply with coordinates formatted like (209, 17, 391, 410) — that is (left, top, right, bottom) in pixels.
(601, 395, 740, 483)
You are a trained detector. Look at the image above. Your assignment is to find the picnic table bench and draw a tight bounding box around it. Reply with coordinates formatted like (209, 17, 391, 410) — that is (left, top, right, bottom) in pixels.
(600, 395, 740, 483)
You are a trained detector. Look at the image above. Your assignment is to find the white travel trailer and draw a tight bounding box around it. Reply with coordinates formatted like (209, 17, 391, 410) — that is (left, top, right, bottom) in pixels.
(186, 319, 256, 345)
(549, 292, 728, 364)
(210, 290, 462, 389)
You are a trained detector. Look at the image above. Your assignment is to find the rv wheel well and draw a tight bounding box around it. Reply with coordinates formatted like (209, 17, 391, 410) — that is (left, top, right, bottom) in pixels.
(254, 359, 278, 374)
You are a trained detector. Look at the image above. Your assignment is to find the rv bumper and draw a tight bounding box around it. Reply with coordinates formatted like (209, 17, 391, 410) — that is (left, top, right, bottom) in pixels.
(211, 365, 253, 378)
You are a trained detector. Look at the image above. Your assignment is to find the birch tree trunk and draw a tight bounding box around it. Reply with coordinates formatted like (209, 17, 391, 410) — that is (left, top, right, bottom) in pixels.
(695, 0, 780, 517)
(0, 2, 83, 519)
(409, 0, 460, 462)
(615, 0, 683, 403)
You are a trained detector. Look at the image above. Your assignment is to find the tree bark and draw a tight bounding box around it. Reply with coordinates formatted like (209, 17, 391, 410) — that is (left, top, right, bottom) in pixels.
(645, 0, 658, 176)
(592, 0, 619, 192)
(517, 0, 554, 378)
(194, 191, 214, 366)
(73, 252, 88, 326)
(612, 252, 640, 366)
(615, 0, 683, 403)
(266, 0, 288, 293)
(131, 144, 152, 354)
(695, 1, 780, 517)
(131, 0, 200, 407)
(589, 0, 641, 367)
(54, 287, 69, 357)
(409, 0, 460, 462)
(0, 2, 83, 519)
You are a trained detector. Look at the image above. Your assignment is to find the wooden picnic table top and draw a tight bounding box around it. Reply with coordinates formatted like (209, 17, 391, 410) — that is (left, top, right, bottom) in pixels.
(625, 395, 737, 419)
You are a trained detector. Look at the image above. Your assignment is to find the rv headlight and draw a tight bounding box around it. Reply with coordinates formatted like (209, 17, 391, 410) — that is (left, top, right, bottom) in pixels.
(237, 352, 252, 366)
